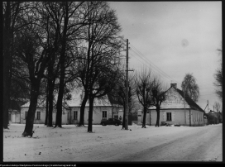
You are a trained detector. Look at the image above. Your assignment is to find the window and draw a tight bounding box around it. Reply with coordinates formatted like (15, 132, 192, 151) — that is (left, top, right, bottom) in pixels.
(37, 112, 41, 120)
(166, 112, 172, 121)
(25, 111, 28, 120)
(74, 111, 78, 120)
(102, 111, 107, 119)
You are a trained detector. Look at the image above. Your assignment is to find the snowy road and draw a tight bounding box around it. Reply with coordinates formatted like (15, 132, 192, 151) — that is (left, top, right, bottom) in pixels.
(4, 124, 222, 162)
(113, 124, 222, 161)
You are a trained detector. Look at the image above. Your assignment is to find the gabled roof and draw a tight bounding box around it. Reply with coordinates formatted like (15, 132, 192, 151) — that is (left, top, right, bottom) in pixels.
(176, 88, 205, 112)
(21, 99, 46, 108)
(66, 89, 112, 107)
(21, 89, 113, 108)
(149, 85, 205, 113)
(66, 96, 112, 107)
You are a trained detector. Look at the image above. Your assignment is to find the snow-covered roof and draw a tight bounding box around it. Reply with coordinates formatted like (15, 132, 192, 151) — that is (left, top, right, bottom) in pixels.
(148, 86, 204, 112)
(21, 102, 30, 108)
(21, 89, 112, 108)
(67, 89, 112, 107)
(21, 100, 46, 108)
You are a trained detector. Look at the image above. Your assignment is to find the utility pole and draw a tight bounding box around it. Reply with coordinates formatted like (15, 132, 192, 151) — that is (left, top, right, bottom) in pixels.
(122, 38, 134, 130)
(125, 39, 129, 130)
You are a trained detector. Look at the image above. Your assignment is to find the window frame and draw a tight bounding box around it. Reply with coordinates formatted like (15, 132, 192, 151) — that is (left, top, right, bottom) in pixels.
(37, 111, 41, 120)
(166, 112, 172, 121)
(74, 111, 78, 120)
(102, 111, 107, 119)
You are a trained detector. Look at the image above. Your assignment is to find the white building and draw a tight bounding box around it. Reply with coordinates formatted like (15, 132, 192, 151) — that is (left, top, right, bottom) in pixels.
(138, 83, 206, 126)
(20, 90, 123, 125)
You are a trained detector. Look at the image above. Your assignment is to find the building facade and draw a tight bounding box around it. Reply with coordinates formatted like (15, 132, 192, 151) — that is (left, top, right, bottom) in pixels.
(9, 110, 21, 124)
(138, 83, 206, 126)
(20, 90, 124, 125)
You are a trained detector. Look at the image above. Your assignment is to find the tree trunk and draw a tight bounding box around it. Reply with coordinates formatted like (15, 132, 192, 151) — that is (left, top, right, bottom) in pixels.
(3, 63, 11, 129)
(142, 106, 147, 128)
(3, 1, 11, 129)
(155, 105, 160, 127)
(22, 82, 40, 137)
(55, 54, 65, 128)
(55, 2, 68, 128)
(48, 79, 54, 127)
(55, 84, 63, 128)
(122, 104, 126, 129)
(87, 96, 94, 132)
(78, 92, 88, 126)
(45, 86, 49, 125)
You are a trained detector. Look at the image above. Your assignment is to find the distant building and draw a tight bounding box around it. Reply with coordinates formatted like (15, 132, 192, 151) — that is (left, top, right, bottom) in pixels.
(207, 110, 222, 124)
(9, 110, 21, 123)
(20, 90, 123, 125)
(138, 83, 206, 126)
(8, 99, 27, 124)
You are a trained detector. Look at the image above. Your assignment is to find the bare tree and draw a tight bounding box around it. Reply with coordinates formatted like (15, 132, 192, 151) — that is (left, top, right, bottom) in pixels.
(37, 2, 62, 127)
(14, 6, 50, 136)
(3, 2, 31, 129)
(108, 72, 136, 129)
(214, 48, 222, 100)
(181, 73, 199, 102)
(213, 102, 221, 112)
(76, 2, 123, 131)
(38, 2, 85, 127)
(151, 78, 166, 127)
(54, 2, 85, 128)
(54, 2, 70, 128)
(135, 69, 153, 128)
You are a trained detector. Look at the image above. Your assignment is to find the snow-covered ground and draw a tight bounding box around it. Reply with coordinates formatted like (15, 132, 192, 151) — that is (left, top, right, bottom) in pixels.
(3, 123, 222, 162)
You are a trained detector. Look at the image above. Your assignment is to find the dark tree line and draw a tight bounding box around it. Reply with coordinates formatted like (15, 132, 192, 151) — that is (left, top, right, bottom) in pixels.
(3, 2, 33, 129)
(3, 1, 173, 135)
(3, 1, 124, 135)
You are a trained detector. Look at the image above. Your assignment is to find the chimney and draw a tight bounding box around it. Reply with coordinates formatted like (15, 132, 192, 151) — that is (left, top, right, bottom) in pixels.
(171, 83, 177, 89)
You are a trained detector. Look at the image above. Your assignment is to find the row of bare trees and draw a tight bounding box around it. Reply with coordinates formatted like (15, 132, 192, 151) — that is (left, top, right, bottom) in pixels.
(3, 1, 124, 136)
(134, 70, 167, 128)
(3, 1, 171, 135)
(108, 69, 168, 129)
(113, 71, 202, 128)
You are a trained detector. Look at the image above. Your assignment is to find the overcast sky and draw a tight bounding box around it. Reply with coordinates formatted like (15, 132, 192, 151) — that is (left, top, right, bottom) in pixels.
(109, 1, 222, 111)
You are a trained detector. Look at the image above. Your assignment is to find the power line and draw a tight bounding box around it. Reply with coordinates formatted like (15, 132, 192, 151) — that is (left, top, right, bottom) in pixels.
(119, 38, 175, 81)
(130, 48, 175, 84)
(119, 39, 176, 86)
(130, 44, 173, 80)
(130, 51, 172, 83)
(129, 52, 152, 70)
(129, 48, 172, 81)
(129, 51, 171, 82)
